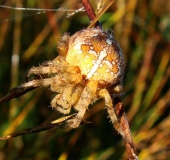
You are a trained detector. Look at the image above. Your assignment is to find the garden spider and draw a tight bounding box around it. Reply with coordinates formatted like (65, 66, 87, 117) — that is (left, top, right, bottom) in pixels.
(0, 0, 138, 158)
(15, 27, 124, 129)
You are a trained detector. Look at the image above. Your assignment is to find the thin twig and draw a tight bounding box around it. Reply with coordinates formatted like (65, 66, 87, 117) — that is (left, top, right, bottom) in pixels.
(0, 114, 76, 140)
(81, 0, 101, 28)
(0, 113, 91, 140)
(0, 75, 45, 104)
(0, 86, 37, 105)
(87, 0, 115, 28)
(81, 0, 96, 21)
(114, 98, 138, 159)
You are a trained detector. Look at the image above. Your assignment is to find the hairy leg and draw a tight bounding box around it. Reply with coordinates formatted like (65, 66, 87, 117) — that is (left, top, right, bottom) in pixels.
(16, 74, 68, 92)
(28, 57, 81, 77)
(17, 78, 54, 89)
(98, 89, 125, 138)
(70, 85, 84, 106)
(27, 57, 67, 77)
(67, 81, 98, 128)
(27, 66, 61, 77)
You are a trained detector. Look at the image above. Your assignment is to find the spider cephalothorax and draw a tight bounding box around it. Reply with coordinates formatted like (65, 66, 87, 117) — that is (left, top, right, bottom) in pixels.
(22, 28, 124, 128)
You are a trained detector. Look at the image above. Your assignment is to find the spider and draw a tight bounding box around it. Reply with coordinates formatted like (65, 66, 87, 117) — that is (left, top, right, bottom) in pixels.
(16, 28, 124, 129)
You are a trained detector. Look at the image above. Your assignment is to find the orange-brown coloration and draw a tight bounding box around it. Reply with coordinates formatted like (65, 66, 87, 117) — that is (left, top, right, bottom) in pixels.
(66, 28, 124, 87)
(112, 65, 119, 74)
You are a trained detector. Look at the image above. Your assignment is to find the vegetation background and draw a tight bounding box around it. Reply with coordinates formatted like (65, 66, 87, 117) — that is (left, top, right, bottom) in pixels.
(0, 0, 169, 159)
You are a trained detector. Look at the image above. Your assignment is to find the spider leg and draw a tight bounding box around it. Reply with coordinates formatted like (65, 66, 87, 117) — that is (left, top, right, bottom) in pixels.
(18, 78, 57, 88)
(67, 81, 98, 128)
(98, 89, 125, 137)
(15, 75, 67, 95)
(70, 85, 84, 106)
(27, 57, 66, 77)
(0, 78, 58, 104)
(25, 70, 83, 93)
(27, 66, 61, 77)
(27, 56, 80, 77)
(49, 72, 83, 94)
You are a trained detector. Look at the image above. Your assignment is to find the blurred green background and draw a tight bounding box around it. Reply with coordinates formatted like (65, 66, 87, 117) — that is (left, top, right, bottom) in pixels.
(0, 0, 170, 159)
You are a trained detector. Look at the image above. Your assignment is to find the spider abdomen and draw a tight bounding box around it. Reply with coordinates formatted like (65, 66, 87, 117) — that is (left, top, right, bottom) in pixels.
(66, 28, 124, 87)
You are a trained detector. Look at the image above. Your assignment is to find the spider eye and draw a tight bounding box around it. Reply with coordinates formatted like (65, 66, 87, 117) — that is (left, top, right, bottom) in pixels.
(66, 28, 124, 87)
